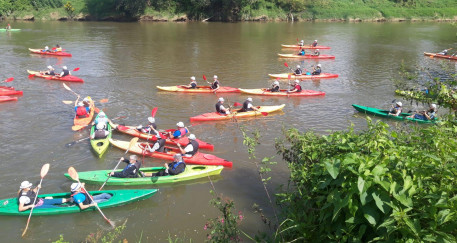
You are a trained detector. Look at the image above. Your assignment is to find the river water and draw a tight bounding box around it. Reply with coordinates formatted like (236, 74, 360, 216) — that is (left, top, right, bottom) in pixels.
(0, 21, 455, 242)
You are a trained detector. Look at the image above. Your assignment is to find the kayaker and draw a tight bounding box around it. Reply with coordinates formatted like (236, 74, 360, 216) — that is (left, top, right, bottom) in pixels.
(42, 46, 50, 52)
(149, 154, 186, 177)
(66, 182, 112, 210)
(267, 81, 280, 92)
(74, 96, 90, 119)
(141, 134, 166, 153)
(177, 133, 199, 157)
(312, 49, 320, 56)
(53, 44, 62, 52)
(298, 40, 304, 46)
(215, 97, 230, 115)
(389, 102, 403, 116)
(93, 111, 109, 127)
(91, 123, 110, 139)
(298, 49, 305, 56)
(6, 23, 11, 30)
(137, 117, 157, 134)
(294, 65, 303, 76)
(312, 40, 318, 47)
(82, 97, 91, 108)
(406, 104, 437, 121)
(288, 80, 302, 93)
(169, 122, 189, 139)
(58, 66, 71, 77)
(438, 49, 449, 55)
(109, 155, 142, 178)
(183, 76, 197, 89)
(240, 97, 259, 112)
(17, 181, 65, 212)
(41, 65, 55, 76)
(312, 64, 322, 75)
(211, 75, 220, 92)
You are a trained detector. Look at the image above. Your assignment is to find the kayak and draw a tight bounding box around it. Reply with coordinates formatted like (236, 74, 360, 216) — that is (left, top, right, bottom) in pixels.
(190, 104, 286, 122)
(0, 89, 22, 96)
(0, 29, 21, 32)
(90, 114, 112, 157)
(116, 125, 214, 150)
(281, 44, 331, 49)
(29, 48, 72, 57)
(268, 73, 339, 80)
(27, 70, 83, 83)
(0, 96, 18, 102)
(352, 104, 436, 124)
(0, 189, 157, 216)
(110, 138, 233, 167)
(239, 88, 325, 97)
(424, 52, 457, 60)
(157, 85, 240, 93)
(73, 97, 95, 130)
(64, 165, 224, 186)
(0, 86, 14, 89)
(277, 54, 335, 59)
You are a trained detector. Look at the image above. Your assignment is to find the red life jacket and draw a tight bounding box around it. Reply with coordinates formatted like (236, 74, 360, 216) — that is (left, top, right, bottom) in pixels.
(179, 128, 187, 136)
(76, 106, 88, 118)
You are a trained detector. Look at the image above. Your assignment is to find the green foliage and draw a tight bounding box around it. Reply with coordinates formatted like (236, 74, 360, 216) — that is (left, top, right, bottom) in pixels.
(64, 1, 75, 19)
(275, 118, 457, 241)
(84, 0, 146, 19)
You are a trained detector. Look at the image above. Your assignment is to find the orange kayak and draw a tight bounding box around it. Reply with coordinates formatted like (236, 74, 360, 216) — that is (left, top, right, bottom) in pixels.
(72, 97, 95, 131)
(157, 85, 240, 93)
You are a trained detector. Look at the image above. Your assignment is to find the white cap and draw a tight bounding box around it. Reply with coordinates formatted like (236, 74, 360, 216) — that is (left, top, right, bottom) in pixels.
(78, 102, 84, 106)
(218, 97, 224, 102)
(45, 46, 49, 49)
(213, 75, 218, 79)
(396, 101, 402, 106)
(177, 122, 184, 128)
(300, 40, 304, 42)
(188, 134, 196, 140)
(247, 97, 253, 102)
(47, 65, 53, 69)
(71, 182, 81, 192)
(296, 65, 300, 68)
(190, 76, 196, 81)
(63, 66, 68, 70)
(96, 123, 105, 130)
(295, 80, 300, 83)
(83, 97, 89, 102)
(98, 111, 105, 117)
(274, 81, 279, 85)
(314, 40, 317, 42)
(20, 181, 33, 189)
(317, 64, 322, 68)
(148, 117, 155, 123)
(431, 104, 437, 109)
(129, 155, 138, 160)
(316, 49, 319, 51)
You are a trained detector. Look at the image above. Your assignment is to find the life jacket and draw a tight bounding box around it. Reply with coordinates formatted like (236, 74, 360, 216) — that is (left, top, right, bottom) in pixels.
(171, 161, 186, 173)
(178, 128, 187, 136)
(312, 42, 318, 47)
(211, 80, 219, 89)
(71, 192, 92, 205)
(294, 84, 302, 92)
(215, 101, 223, 113)
(295, 69, 302, 75)
(185, 140, 199, 156)
(94, 129, 107, 139)
(76, 106, 88, 118)
(18, 190, 38, 206)
(312, 67, 321, 75)
(271, 85, 280, 92)
(62, 70, 70, 77)
(155, 138, 166, 153)
(242, 100, 253, 112)
(49, 71, 55, 76)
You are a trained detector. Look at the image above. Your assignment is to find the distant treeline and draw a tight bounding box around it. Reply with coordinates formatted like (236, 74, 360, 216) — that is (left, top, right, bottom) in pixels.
(1, 0, 456, 21)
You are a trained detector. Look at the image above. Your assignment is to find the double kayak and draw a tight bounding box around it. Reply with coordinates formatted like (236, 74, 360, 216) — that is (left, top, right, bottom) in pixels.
(73, 97, 95, 131)
(90, 114, 112, 157)
(268, 73, 339, 80)
(27, 70, 83, 82)
(110, 138, 233, 167)
(0, 189, 157, 216)
(0, 96, 18, 102)
(64, 165, 223, 186)
(0, 29, 20, 32)
(239, 88, 325, 97)
(352, 104, 436, 124)
(116, 125, 214, 150)
(277, 54, 335, 59)
(190, 104, 286, 122)
(0, 89, 22, 96)
(157, 85, 240, 93)
(424, 52, 457, 60)
(29, 48, 72, 57)
(281, 44, 331, 49)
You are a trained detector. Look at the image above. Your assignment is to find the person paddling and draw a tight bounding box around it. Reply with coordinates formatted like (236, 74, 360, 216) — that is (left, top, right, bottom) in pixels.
(169, 122, 189, 139)
(92, 111, 114, 129)
(41, 66, 55, 76)
(311, 40, 318, 47)
(211, 75, 220, 92)
(438, 49, 450, 55)
(141, 134, 166, 153)
(298, 49, 305, 56)
(5, 23, 11, 30)
(41, 46, 50, 52)
(146, 154, 186, 177)
(294, 65, 303, 76)
(74, 96, 90, 119)
(91, 123, 110, 139)
(17, 181, 65, 212)
(109, 155, 142, 178)
(240, 97, 259, 112)
(65, 182, 112, 210)
(53, 44, 62, 52)
(177, 134, 199, 157)
(389, 102, 403, 116)
(137, 117, 157, 134)
(407, 104, 437, 121)
(288, 80, 302, 93)
(312, 49, 320, 56)
(268, 81, 280, 92)
(215, 97, 230, 115)
(58, 66, 71, 77)
(312, 64, 322, 75)
(298, 40, 304, 46)
(183, 76, 197, 89)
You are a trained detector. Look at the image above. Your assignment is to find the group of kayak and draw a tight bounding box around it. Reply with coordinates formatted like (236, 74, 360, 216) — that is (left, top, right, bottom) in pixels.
(278, 40, 336, 59)
(424, 48, 457, 60)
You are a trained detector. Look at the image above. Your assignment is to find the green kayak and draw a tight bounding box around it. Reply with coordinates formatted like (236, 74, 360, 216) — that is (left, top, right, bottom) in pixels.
(0, 189, 156, 216)
(64, 165, 224, 186)
(352, 104, 436, 124)
(0, 29, 21, 32)
(90, 114, 112, 158)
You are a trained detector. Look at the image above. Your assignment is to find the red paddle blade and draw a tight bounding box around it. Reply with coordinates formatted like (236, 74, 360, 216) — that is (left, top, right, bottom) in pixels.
(233, 102, 242, 107)
(4, 77, 14, 82)
(202, 75, 207, 81)
(151, 107, 158, 117)
(28, 74, 35, 79)
(276, 77, 280, 81)
(261, 112, 268, 116)
(284, 62, 289, 68)
(99, 99, 109, 103)
(73, 67, 80, 71)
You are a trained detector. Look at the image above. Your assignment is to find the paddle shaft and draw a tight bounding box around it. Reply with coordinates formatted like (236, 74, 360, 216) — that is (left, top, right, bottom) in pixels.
(21, 178, 43, 237)
(80, 186, 113, 227)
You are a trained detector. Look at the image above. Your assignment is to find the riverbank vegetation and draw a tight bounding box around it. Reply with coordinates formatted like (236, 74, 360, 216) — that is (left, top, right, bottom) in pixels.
(0, 0, 455, 21)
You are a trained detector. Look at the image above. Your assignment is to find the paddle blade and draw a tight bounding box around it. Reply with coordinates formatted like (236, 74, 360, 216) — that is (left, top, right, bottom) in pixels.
(94, 107, 100, 113)
(28, 74, 35, 79)
(72, 125, 85, 131)
(4, 77, 14, 82)
(40, 163, 50, 178)
(68, 167, 79, 181)
(288, 74, 291, 80)
(202, 75, 207, 81)
(62, 100, 73, 104)
(63, 83, 71, 91)
(128, 137, 139, 150)
(151, 107, 158, 117)
(276, 77, 280, 81)
(284, 62, 289, 68)
(99, 98, 109, 103)
(233, 102, 242, 107)
(261, 112, 268, 116)
(73, 67, 80, 71)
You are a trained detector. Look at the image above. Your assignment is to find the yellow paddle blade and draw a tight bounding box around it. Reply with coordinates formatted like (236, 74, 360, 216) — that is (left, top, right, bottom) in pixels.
(100, 98, 109, 103)
(128, 137, 139, 149)
(72, 125, 85, 131)
(62, 100, 73, 104)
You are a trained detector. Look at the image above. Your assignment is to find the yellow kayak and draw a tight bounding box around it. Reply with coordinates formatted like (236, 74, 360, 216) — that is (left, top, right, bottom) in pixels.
(190, 104, 286, 121)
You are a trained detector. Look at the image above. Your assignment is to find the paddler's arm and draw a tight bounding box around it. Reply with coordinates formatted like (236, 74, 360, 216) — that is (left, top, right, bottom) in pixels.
(176, 144, 186, 154)
(74, 95, 81, 107)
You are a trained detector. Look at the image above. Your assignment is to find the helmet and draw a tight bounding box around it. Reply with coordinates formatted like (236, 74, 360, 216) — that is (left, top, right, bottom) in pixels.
(176, 122, 185, 128)
(20, 181, 33, 189)
(295, 80, 300, 83)
(63, 66, 68, 70)
(96, 123, 105, 130)
(247, 97, 253, 102)
(314, 40, 317, 42)
(213, 75, 218, 79)
(317, 64, 322, 68)
(296, 65, 301, 69)
(78, 102, 84, 106)
(300, 40, 304, 42)
(190, 76, 196, 81)
(274, 81, 279, 85)
(188, 134, 196, 140)
(129, 155, 138, 160)
(316, 49, 319, 51)
(173, 153, 182, 160)
(47, 65, 53, 69)
(396, 102, 402, 107)
(45, 46, 49, 49)
(218, 97, 224, 102)
(83, 97, 89, 102)
(71, 182, 81, 192)
(431, 104, 437, 109)
(98, 111, 105, 117)
(148, 117, 155, 123)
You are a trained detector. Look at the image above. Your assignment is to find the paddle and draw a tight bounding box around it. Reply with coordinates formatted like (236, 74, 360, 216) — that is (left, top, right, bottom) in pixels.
(1, 77, 14, 84)
(63, 83, 80, 97)
(145, 107, 158, 143)
(287, 74, 292, 98)
(203, 75, 217, 94)
(284, 62, 294, 73)
(233, 102, 242, 107)
(73, 67, 80, 72)
(232, 101, 267, 116)
(62, 98, 108, 105)
(98, 137, 139, 191)
(68, 167, 115, 228)
(21, 163, 50, 237)
(66, 116, 126, 147)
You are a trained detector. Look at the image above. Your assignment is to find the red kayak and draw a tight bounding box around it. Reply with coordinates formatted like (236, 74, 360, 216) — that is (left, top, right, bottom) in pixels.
(277, 54, 335, 59)
(29, 48, 72, 57)
(0, 96, 18, 102)
(0, 89, 22, 96)
(0, 86, 14, 90)
(110, 139, 233, 167)
(27, 70, 84, 83)
(281, 44, 331, 50)
(116, 125, 215, 150)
